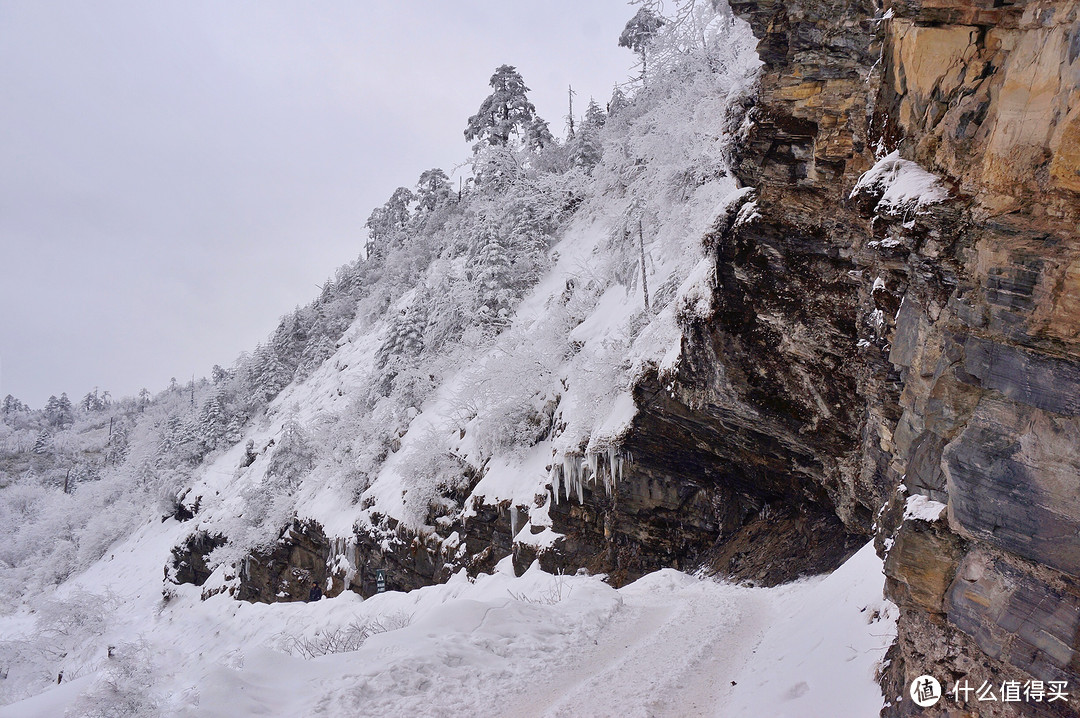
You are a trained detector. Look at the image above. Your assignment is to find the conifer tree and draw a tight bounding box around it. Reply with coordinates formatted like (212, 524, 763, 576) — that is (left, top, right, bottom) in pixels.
(568, 99, 606, 170)
(44, 393, 74, 429)
(267, 419, 316, 490)
(465, 65, 541, 149)
(81, 388, 105, 413)
(365, 187, 416, 256)
(416, 169, 452, 213)
(474, 226, 516, 328)
(384, 187, 414, 230)
(254, 346, 293, 404)
(197, 394, 227, 454)
(32, 429, 52, 455)
(1, 394, 26, 416)
(377, 307, 426, 369)
(607, 85, 629, 118)
(619, 7, 664, 80)
(524, 116, 556, 153)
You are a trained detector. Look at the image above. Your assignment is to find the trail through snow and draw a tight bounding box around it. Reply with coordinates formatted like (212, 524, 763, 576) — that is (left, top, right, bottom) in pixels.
(523, 575, 771, 718)
(0, 520, 894, 718)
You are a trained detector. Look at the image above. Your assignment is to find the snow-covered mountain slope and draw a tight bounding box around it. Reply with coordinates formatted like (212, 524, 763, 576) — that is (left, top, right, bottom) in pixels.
(0, 512, 894, 717)
(152, 4, 764, 598)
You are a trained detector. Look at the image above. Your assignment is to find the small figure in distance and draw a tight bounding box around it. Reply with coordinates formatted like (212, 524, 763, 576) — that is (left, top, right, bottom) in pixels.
(307, 580, 322, 602)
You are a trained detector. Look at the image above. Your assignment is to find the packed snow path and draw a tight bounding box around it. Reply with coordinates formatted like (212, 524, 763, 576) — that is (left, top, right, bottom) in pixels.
(0, 519, 894, 718)
(524, 575, 771, 717)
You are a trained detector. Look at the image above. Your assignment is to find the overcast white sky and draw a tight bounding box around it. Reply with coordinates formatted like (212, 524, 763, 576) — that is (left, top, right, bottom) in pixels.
(0, 0, 636, 408)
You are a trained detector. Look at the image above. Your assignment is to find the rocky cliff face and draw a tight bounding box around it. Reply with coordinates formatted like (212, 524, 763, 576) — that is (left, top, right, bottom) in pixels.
(726, 0, 1080, 715)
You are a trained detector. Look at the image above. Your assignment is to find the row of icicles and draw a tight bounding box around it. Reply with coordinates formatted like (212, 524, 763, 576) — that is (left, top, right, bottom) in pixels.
(549, 447, 630, 504)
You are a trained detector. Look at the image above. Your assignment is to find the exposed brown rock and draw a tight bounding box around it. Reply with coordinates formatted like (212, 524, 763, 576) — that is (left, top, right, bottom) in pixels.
(234, 519, 338, 603)
(885, 516, 967, 615)
(726, 0, 1080, 715)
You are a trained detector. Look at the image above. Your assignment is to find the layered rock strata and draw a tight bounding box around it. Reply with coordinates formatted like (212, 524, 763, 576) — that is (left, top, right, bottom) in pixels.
(727, 0, 1080, 715)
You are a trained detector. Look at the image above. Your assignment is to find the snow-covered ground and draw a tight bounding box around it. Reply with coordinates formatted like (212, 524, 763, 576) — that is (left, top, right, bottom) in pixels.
(0, 515, 895, 717)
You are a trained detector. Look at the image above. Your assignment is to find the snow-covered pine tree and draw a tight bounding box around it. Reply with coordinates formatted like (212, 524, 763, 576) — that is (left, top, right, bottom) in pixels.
(81, 389, 106, 413)
(474, 224, 517, 329)
(253, 345, 293, 405)
(196, 393, 227, 455)
(296, 332, 336, 380)
(44, 393, 74, 429)
(376, 305, 426, 369)
(568, 99, 606, 171)
(619, 7, 664, 80)
(1, 394, 26, 420)
(505, 200, 550, 287)
(464, 65, 541, 149)
(364, 205, 388, 258)
(224, 414, 246, 446)
(416, 168, 452, 214)
(32, 428, 52, 455)
(524, 116, 555, 153)
(607, 85, 629, 118)
(211, 364, 229, 384)
(266, 419, 315, 491)
(384, 187, 414, 233)
(366, 186, 416, 256)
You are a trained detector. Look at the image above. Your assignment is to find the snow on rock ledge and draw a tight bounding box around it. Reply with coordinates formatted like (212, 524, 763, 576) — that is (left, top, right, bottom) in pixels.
(903, 493, 947, 523)
(851, 150, 950, 215)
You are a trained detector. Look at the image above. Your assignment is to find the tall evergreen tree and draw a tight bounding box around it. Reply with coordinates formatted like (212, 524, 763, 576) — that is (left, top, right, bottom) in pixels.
(524, 116, 556, 153)
(607, 85, 629, 117)
(377, 306, 426, 369)
(619, 7, 664, 79)
(32, 429, 52, 455)
(81, 388, 106, 413)
(365, 186, 416, 256)
(474, 226, 517, 328)
(464, 65, 541, 149)
(568, 99, 606, 171)
(253, 345, 293, 404)
(416, 169, 452, 213)
(1, 394, 26, 416)
(44, 393, 74, 429)
(197, 393, 227, 454)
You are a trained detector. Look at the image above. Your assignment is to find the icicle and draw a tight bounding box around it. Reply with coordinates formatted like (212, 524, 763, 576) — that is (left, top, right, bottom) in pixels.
(576, 457, 585, 504)
(510, 504, 519, 538)
(562, 455, 575, 503)
(586, 453, 599, 485)
(551, 466, 562, 505)
(606, 447, 616, 494)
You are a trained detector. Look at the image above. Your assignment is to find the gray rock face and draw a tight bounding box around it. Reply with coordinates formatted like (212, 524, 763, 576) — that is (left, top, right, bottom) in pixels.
(946, 397, 1080, 577)
(946, 550, 1080, 685)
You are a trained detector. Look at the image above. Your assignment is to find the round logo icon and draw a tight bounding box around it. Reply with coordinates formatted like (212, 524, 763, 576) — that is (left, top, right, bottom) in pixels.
(910, 675, 942, 707)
